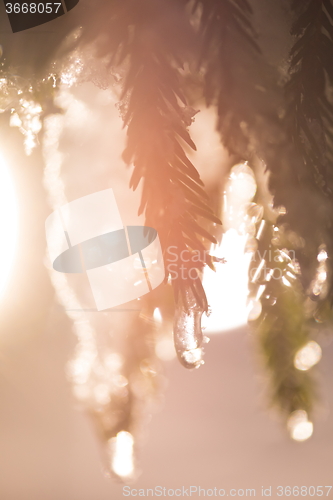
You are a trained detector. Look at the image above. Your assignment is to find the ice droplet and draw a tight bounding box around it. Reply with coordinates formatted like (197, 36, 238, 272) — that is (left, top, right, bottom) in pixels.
(182, 347, 203, 367)
(173, 287, 205, 369)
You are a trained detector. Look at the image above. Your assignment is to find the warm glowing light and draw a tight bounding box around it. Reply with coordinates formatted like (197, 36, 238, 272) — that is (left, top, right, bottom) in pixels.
(0, 150, 18, 297)
(281, 276, 292, 287)
(203, 162, 260, 333)
(256, 220, 265, 240)
(309, 246, 328, 298)
(251, 258, 265, 283)
(155, 334, 176, 361)
(182, 347, 203, 366)
(10, 101, 42, 155)
(153, 307, 162, 323)
(203, 230, 252, 332)
(228, 162, 257, 200)
(288, 410, 313, 442)
(318, 249, 328, 262)
(294, 341, 322, 371)
(105, 352, 123, 371)
(153, 308, 176, 360)
(247, 299, 262, 321)
(60, 57, 84, 87)
(94, 383, 110, 405)
(109, 431, 134, 479)
(69, 356, 92, 385)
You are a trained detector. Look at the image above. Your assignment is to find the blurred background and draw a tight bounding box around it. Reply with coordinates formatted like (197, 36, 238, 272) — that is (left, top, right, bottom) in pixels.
(1, 0, 333, 498)
(0, 80, 332, 500)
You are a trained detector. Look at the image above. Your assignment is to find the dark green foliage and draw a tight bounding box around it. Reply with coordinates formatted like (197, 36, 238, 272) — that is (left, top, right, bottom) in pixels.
(259, 283, 314, 414)
(284, 0, 333, 306)
(193, 0, 280, 158)
(249, 222, 315, 415)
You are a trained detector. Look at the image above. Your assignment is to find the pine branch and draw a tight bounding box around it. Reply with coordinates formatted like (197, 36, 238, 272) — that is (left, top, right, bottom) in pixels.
(68, 0, 220, 310)
(123, 44, 217, 309)
(258, 283, 314, 414)
(194, 0, 278, 157)
(75, 0, 221, 309)
(249, 221, 315, 416)
(284, 0, 333, 307)
(286, 0, 333, 194)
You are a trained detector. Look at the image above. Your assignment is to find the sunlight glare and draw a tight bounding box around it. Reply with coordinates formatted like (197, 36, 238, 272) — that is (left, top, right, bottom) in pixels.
(288, 410, 313, 442)
(203, 162, 258, 333)
(0, 150, 18, 297)
(294, 341, 322, 371)
(108, 431, 135, 479)
(203, 229, 252, 332)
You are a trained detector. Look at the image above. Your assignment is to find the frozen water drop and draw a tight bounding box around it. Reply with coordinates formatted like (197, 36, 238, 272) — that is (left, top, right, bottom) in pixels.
(182, 347, 203, 368)
(173, 286, 205, 369)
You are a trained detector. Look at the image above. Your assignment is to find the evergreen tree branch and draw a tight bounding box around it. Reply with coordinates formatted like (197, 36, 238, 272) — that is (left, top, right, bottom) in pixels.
(76, 0, 221, 309)
(285, 0, 333, 309)
(249, 221, 315, 415)
(194, 0, 277, 157)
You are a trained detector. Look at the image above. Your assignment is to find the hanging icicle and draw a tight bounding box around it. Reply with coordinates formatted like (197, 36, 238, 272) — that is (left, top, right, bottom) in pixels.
(173, 285, 206, 369)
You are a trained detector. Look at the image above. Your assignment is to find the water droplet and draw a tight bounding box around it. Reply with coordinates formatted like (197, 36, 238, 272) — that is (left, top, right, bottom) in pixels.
(173, 287, 205, 369)
(182, 347, 203, 366)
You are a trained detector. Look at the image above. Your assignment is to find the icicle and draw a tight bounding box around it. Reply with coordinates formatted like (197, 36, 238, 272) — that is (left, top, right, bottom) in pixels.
(65, 306, 162, 482)
(173, 286, 205, 369)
